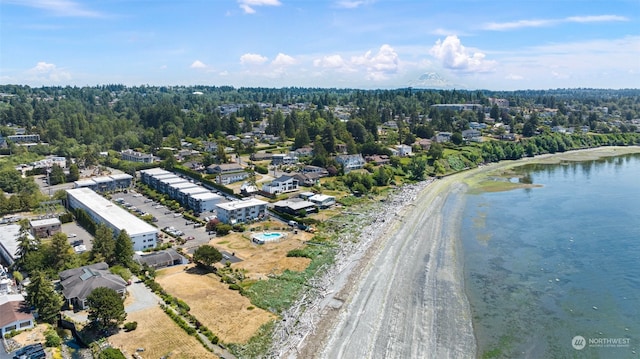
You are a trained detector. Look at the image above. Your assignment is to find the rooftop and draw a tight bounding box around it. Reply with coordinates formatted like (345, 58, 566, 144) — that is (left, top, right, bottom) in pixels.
(216, 198, 267, 211)
(66, 188, 157, 236)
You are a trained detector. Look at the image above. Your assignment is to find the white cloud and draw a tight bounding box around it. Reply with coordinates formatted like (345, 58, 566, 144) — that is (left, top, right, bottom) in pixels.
(483, 14, 628, 31)
(240, 53, 269, 65)
(333, 0, 374, 9)
(190, 60, 207, 69)
(6, 0, 103, 17)
(505, 74, 524, 80)
(237, 0, 281, 14)
(26, 61, 71, 82)
(272, 53, 297, 67)
(430, 36, 495, 73)
(313, 55, 349, 69)
(484, 19, 552, 31)
(351, 44, 400, 80)
(565, 15, 628, 23)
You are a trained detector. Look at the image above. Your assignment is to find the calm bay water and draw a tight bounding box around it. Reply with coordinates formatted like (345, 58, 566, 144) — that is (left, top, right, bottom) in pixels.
(460, 153, 640, 358)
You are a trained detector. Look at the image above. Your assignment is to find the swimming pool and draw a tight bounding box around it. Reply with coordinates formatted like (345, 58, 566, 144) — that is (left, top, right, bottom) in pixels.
(252, 232, 285, 244)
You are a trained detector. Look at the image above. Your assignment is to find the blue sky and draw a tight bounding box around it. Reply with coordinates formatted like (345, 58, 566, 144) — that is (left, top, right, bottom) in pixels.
(1, 0, 638, 90)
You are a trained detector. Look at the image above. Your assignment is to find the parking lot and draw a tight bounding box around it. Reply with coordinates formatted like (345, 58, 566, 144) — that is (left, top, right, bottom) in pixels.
(112, 190, 212, 252)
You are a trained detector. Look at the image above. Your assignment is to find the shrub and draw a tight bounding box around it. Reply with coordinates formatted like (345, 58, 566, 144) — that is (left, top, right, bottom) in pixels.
(228, 283, 242, 291)
(3, 330, 19, 339)
(255, 165, 268, 174)
(45, 329, 62, 347)
(123, 321, 138, 331)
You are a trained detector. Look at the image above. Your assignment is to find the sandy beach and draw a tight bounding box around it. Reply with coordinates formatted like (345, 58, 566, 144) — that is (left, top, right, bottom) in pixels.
(273, 146, 640, 359)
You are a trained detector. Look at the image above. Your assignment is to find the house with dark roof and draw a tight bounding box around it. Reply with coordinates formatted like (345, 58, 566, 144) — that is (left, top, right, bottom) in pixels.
(206, 163, 244, 174)
(59, 262, 127, 310)
(133, 249, 184, 269)
(273, 198, 318, 216)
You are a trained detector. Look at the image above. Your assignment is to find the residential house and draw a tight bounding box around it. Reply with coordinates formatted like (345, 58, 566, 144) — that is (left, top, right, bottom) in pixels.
(133, 249, 184, 269)
(293, 147, 314, 157)
(365, 155, 391, 165)
(0, 294, 34, 337)
(461, 129, 482, 142)
(273, 198, 318, 216)
(240, 182, 259, 196)
(206, 163, 244, 174)
(396, 144, 412, 157)
(335, 154, 365, 173)
(271, 153, 297, 165)
(262, 175, 299, 195)
(250, 153, 273, 161)
(415, 138, 432, 150)
(217, 172, 249, 185)
(302, 165, 329, 177)
(435, 132, 452, 143)
(292, 172, 322, 187)
(59, 262, 127, 310)
(308, 194, 336, 209)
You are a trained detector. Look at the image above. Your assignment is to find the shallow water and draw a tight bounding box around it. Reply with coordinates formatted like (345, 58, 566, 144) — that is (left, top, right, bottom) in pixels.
(460, 153, 640, 358)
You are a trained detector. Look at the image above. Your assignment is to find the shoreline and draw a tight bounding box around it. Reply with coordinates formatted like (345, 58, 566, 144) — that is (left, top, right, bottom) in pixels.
(275, 145, 640, 358)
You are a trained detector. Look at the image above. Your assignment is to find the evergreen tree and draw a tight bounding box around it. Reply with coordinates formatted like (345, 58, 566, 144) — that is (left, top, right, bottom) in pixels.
(13, 219, 40, 272)
(91, 224, 114, 264)
(114, 230, 134, 268)
(293, 127, 310, 149)
(25, 271, 63, 323)
(48, 164, 66, 185)
(67, 163, 80, 182)
(49, 232, 75, 272)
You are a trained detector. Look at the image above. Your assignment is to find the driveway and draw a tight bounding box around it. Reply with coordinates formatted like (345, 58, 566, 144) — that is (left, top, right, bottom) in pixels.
(125, 275, 162, 313)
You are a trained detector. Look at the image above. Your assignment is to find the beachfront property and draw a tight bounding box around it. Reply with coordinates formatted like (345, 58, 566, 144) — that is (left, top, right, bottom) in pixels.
(59, 262, 127, 310)
(29, 218, 61, 238)
(273, 198, 318, 216)
(215, 198, 268, 224)
(66, 188, 158, 251)
(308, 194, 336, 209)
(262, 175, 299, 195)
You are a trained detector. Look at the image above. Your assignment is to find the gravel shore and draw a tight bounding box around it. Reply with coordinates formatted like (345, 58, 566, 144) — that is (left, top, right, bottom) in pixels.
(273, 175, 476, 358)
(273, 146, 640, 359)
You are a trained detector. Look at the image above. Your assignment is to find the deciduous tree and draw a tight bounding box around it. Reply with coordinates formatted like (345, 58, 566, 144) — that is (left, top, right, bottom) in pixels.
(87, 287, 126, 331)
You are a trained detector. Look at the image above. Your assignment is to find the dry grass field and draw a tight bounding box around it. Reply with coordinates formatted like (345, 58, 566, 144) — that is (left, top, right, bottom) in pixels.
(212, 225, 313, 280)
(156, 264, 277, 344)
(108, 306, 216, 359)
